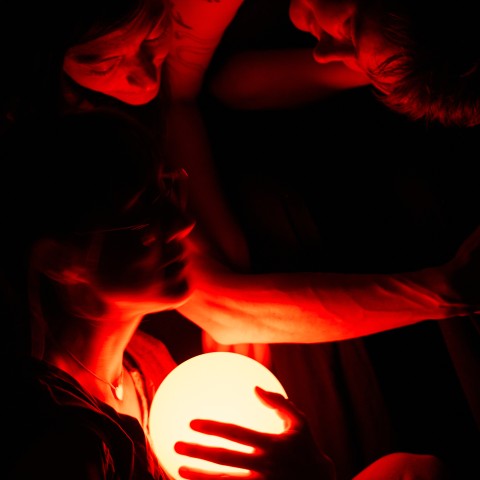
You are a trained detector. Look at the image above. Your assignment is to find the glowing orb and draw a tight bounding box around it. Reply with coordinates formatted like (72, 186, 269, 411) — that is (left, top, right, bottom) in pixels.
(149, 352, 287, 479)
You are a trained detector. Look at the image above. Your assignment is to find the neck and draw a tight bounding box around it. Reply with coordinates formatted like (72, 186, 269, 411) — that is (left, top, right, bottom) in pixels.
(44, 309, 142, 390)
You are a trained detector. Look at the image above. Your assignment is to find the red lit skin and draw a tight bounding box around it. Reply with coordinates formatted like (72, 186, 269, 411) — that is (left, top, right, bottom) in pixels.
(63, 0, 259, 361)
(62, 1, 251, 270)
(174, 386, 335, 480)
(89, 216, 193, 310)
(41, 181, 195, 419)
(173, 389, 448, 479)
(77, 178, 195, 309)
(63, 6, 171, 106)
(288, 0, 395, 77)
(209, 48, 371, 110)
(165, 0, 245, 100)
(63, 0, 245, 104)
(210, 0, 398, 109)
(178, 226, 480, 345)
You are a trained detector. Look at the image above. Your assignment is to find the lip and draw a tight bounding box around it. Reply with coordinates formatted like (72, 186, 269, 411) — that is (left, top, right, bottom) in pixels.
(114, 85, 160, 105)
(306, 16, 321, 40)
(164, 259, 187, 278)
(159, 243, 188, 270)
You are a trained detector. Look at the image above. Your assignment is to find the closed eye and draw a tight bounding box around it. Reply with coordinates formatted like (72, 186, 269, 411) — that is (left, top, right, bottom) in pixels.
(70, 55, 122, 75)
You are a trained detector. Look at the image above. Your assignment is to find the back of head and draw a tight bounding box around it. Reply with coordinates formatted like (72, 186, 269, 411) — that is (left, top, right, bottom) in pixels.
(366, 0, 480, 127)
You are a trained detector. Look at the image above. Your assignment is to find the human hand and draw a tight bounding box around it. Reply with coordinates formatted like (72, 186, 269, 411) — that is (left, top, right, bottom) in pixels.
(174, 386, 336, 480)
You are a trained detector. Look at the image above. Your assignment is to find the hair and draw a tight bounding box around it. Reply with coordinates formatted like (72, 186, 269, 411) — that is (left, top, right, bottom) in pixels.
(0, 0, 169, 131)
(362, 0, 480, 127)
(0, 108, 163, 357)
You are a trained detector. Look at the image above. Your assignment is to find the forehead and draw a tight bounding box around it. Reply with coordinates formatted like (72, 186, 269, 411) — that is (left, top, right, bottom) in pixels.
(355, 13, 400, 82)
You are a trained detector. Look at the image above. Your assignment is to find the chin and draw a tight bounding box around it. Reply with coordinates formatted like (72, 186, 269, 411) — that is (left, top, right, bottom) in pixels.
(163, 278, 191, 303)
(113, 88, 160, 106)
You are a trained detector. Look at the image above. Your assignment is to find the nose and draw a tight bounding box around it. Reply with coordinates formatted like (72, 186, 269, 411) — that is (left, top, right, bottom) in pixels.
(126, 51, 160, 90)
(313, 32, 356, 65)
(141, 211, 195, 247)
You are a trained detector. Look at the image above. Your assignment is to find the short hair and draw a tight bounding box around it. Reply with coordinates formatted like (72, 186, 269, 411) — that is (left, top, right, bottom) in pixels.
(363, 0, 480, 127)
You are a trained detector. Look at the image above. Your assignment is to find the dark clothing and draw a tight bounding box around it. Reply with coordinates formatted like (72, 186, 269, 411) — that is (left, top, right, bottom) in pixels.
(6, 330, 176, 479)
(194, 85, 480, 479)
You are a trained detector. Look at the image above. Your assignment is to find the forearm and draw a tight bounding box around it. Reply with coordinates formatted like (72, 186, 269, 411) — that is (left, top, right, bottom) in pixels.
(209, 48, 372, 109)
(165, 103, 251, 270)
(167, 0, 244, 100)
(180, 265, 473, 344)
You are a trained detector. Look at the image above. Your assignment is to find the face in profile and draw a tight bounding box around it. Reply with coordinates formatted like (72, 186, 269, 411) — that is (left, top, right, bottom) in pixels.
(85, 165, 195, 312)
(63, 6, 172, 105)
(23, 111, 195, 316)
(289, 0, 398, 87)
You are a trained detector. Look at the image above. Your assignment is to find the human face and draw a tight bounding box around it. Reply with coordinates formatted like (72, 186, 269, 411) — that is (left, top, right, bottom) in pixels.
(63, 6, 172, 105)
(83, 168, 195, 313)
(289, 0, 397, 81)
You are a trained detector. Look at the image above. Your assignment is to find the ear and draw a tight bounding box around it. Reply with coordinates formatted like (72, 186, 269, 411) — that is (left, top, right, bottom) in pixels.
(31, 238, 88, 285)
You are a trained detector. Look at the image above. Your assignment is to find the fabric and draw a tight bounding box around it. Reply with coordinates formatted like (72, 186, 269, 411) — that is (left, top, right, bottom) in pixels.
(5, 330, 176, 479)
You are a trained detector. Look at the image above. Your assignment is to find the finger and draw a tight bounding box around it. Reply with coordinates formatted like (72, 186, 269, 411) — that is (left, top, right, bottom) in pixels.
(254, 387, 305, 430)
(178, 465, 258, 480)
(189, 419, 273, 448)
(175, 442, 260, 471)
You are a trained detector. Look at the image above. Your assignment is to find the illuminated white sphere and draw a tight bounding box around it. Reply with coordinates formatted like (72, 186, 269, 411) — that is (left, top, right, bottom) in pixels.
(149, 352, 287, 479)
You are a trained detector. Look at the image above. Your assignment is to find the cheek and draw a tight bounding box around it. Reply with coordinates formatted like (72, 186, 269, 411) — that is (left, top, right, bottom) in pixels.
(63, 65, 115, 95)
(95, 237, 156, 282)
(343, 57, 364, 73)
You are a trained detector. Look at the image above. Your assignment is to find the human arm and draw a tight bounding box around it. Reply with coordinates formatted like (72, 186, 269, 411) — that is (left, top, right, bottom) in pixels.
(163, 0, 275, 364)
(208, 48, 371, 110)
(164, 102, 250, 271)
(167, 0, 245, 101)
(178, 227, 480, 344)
(174, 386, 336, 479)
(163, 0, 251, 268)
(165, 101, 273, 364)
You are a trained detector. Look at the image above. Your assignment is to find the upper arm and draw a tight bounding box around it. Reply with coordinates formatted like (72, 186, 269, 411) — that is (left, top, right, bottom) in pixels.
(166, 0, 244, 100)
